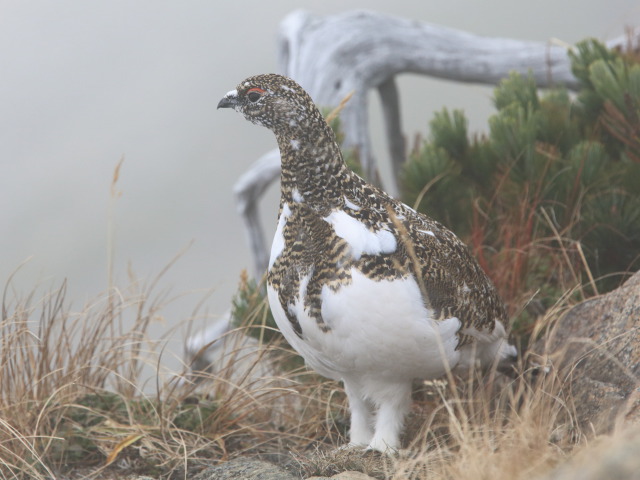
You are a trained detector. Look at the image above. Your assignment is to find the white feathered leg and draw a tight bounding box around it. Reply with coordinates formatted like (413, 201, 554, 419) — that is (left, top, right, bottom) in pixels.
(367, 382, 412, 452)
(344, 381, 375, 446)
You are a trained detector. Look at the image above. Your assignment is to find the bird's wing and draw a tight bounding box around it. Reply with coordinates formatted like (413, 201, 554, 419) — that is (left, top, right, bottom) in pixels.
(388, 201, 508, 344)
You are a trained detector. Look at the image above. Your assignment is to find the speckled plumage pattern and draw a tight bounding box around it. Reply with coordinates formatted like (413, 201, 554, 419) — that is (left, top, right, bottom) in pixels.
(218, 74, 516, 452)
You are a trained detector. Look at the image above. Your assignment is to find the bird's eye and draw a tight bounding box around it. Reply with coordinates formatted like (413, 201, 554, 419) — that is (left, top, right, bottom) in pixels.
(246, 88, 264, 103)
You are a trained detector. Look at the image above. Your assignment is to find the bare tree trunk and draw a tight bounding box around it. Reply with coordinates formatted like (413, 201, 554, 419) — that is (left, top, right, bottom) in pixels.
(233, 149, 281, 277)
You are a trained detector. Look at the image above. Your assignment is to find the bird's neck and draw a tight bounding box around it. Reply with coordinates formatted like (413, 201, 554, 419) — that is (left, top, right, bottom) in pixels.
(276, 120, 350, 208)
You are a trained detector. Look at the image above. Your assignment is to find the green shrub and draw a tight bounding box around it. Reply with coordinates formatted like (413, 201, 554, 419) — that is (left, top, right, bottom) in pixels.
(401, 39, 640, 331)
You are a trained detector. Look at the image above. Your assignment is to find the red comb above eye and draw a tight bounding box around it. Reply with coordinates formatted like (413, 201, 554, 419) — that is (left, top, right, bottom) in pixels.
(247, 87, 265, 94)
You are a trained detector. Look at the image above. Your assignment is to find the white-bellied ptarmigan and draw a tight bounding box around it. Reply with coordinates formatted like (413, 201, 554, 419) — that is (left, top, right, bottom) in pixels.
(217, 73, 517, 452)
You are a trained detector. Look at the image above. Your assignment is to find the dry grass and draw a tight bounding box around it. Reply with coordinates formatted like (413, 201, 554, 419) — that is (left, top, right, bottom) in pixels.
(1, 264, 635, 479)
(0, 271, 190, 478)
(391, 356, 579, 479)
(0, 263, 346, 479)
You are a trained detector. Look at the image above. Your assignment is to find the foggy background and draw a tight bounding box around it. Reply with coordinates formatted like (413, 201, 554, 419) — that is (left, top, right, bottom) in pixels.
(2, 0, 638, 380)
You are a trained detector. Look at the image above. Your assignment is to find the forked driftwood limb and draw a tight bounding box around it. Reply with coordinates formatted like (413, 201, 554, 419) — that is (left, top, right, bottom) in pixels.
(233, 148, 281, 277)
(234, 9, 639, 277)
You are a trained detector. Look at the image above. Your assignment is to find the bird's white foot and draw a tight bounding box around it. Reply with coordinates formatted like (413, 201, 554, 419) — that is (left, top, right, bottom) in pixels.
(365, 438, 399, 454)
(364, 382, 411, 453)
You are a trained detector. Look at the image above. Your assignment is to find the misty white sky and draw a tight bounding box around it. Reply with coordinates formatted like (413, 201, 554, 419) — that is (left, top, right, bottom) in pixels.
(1, 0, 638, 377)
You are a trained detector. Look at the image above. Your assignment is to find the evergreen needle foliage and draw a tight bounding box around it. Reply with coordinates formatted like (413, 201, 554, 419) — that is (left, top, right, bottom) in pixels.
(231, 270, 279, 343)
(401, 39, 640, 332)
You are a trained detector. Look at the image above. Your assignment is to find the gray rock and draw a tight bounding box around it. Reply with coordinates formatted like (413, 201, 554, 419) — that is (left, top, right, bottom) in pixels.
(537, 427, 640, 480)
(536, 271, 640, 434)
(193, 458, 298, 480)
(306, 472, 377, 480)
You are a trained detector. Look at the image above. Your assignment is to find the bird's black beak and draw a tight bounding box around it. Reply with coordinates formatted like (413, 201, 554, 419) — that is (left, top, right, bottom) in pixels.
(217, 89, 238, 109)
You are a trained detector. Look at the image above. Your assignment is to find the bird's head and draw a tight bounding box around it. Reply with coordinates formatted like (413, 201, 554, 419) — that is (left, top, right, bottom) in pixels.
(217, 73, 322, 138)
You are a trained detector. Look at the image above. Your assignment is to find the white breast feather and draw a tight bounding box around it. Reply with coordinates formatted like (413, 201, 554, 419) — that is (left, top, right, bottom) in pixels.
(269, 203, 291, 269)
(323, 210, 396, 260)
(269, 267, 463, 382)
(267, 281, 342, 380)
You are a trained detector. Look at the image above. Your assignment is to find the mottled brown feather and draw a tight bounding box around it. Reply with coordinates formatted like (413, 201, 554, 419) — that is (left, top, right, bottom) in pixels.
(228, 73, 508, 347)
